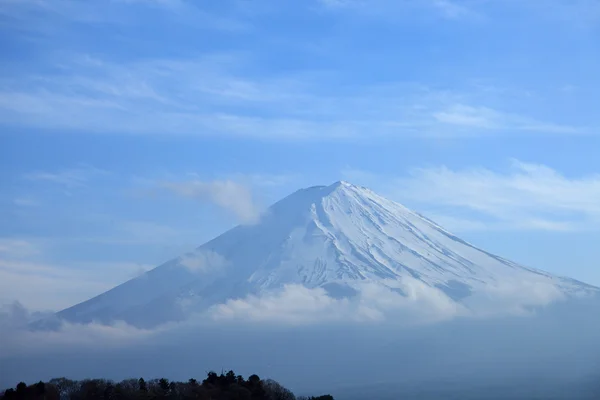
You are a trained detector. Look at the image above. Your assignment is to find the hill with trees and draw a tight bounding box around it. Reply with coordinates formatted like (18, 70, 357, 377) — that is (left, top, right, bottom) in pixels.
(0, 371, 333, 400)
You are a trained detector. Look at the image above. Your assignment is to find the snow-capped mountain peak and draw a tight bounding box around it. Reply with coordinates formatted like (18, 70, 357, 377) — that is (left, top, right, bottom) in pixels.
(57, 181, 598, 327)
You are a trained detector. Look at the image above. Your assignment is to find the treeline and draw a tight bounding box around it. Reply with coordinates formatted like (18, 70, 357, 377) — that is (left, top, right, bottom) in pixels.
(0, 371, 333, 400)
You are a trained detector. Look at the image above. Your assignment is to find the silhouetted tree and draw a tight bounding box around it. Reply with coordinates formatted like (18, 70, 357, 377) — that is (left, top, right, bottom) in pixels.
(15, 383, 27, 400)
(34, 382, 45, 399)
(225, 371, 236, 386)
(203, 373, 218, 387)
(103, 383, 114, 400)
(158, 379, 170, 397)
(263, 380, 295, 400)
(3, 389, 15, 400)
(81, 379, 108, 400)
(137, 379, 146, 394)
(112, 384, 126, 400)
(297, 396, 334, 400)
(48, 378, 78, 400)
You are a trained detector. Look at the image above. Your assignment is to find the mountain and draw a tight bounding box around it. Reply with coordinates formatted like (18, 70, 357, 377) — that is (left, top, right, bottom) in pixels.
(57, 181, 598, 328)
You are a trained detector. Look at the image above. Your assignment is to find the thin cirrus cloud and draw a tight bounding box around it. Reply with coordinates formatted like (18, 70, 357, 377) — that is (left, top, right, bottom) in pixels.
(12, 197, 40, 207)
(432, 0, 480, 19)
(0, 238, 40, 259)
(0, 0, 249, 31)
(1, 0, 597, 141)
(317, 0, 481, 19)
(432, 104, 582, 134)
(0, 55, 583, 140)
(319, 0, 600, 25)
(344, 160, 600, 232)
(23, 165, 109, 188)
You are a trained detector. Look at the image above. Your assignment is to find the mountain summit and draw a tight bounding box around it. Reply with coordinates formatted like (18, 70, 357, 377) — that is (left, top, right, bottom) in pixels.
(58, 181, 597, 327)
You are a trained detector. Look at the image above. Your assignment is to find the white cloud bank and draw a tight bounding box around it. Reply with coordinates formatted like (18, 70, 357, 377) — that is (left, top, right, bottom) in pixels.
(208, 277, 568, 326)
(0, 273, 585, 364)
(0, 301, 155, 358)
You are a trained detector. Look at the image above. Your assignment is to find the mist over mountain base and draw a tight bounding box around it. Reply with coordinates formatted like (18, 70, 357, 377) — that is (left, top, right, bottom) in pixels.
(2, 296, 599, 400)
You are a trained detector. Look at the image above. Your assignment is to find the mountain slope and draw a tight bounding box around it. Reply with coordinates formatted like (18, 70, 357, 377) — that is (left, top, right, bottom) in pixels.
(58, 181, 598, 327)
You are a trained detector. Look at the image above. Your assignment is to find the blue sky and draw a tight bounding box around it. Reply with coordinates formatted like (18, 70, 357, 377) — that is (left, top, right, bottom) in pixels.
(1, 0, 599, 310)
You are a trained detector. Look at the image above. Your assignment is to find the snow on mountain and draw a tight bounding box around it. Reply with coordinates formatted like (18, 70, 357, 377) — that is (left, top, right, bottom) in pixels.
(57, 181, 598, 328)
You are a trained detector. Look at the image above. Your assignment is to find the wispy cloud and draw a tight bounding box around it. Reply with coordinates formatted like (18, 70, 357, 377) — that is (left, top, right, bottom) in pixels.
(317, 0, 600, 25)
(0, 255, 154, 311)
(432, 0, 481, 20)
(24, 165, 109, 188)
(0, 54, 585, 140)
(0, 238, 40, 258)
(162, 179, 262, 224)
(0, 236, 156, 311)
(318, 0, 483, 20)
(0, 0, 249, 31)
(433, 104, 582, 134)
(343, 160, 600, 232)
(0, 301, 155, 358)
(318, 0, 351, 7)
(1, 0, 597, 141)
(527, 0, 600, 27)
(12, 197, 40, 207)
(116, 220, 184, 243)
(178, 250, 229, 274)
(222, 173, 299, 188)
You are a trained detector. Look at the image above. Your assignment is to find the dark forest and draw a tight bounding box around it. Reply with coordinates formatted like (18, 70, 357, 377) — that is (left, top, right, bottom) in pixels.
(0, 371, 333, 400)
